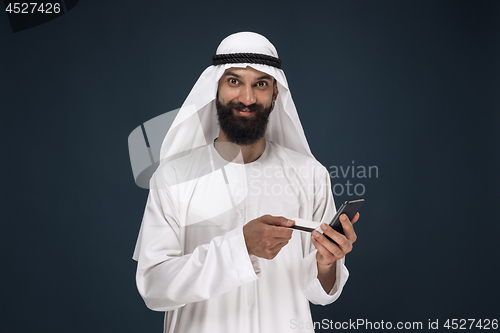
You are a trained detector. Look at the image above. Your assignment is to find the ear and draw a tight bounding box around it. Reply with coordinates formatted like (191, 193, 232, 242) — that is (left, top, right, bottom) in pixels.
(272, 79, 279, 102)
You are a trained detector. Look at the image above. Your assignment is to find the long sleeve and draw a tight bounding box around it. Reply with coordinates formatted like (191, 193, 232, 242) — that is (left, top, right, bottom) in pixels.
(299, 166, 349, 305)
(133, 173, 259, 312)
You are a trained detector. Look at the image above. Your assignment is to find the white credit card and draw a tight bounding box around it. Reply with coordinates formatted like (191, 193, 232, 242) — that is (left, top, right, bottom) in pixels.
(288, 218, 324, 234)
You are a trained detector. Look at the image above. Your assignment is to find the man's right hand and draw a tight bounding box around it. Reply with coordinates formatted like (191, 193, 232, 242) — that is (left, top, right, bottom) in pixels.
(243, 215, 295, 260)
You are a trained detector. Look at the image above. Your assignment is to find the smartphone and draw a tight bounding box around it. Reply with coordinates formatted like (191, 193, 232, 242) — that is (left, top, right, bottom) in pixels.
(288, 198, 364, 243)
(325, 199, 364, 242)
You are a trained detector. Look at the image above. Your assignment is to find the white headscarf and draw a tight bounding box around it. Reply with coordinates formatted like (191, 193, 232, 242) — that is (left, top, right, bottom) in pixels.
(159, 32, 314, 162)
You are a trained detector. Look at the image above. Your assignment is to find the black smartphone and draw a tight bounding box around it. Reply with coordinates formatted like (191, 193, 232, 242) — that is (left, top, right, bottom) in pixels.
(288, 199, 364, 237)
(324, 199, 364, 243)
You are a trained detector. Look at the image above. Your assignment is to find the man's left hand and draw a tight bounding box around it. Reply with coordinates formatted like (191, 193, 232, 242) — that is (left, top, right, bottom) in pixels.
(312, 212, 359, 266)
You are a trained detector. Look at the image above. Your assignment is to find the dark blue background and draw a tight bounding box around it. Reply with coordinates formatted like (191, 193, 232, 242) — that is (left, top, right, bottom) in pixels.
(1, 1, 499, 332)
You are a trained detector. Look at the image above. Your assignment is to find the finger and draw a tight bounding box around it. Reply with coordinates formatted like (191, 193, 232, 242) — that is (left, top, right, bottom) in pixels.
(320, 223, 343, 244)
(351, 212, 360, 224)
(312, 229, 344, 257)
(263, 215, 295, 227)
(311, 233, 339, 261)
(319, 224, 353, 254)
(259, 222, 293, 240)
(271, 225, 294, 239)
(340, 214, 357, 243)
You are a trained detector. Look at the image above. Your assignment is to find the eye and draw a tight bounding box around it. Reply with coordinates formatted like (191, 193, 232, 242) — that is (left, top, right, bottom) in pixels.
(256, 81, 268, 88)
(228, 78, 239, 85)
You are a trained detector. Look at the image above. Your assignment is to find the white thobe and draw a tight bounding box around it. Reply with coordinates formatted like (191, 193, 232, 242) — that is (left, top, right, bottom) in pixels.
(133, 141, 349, 333)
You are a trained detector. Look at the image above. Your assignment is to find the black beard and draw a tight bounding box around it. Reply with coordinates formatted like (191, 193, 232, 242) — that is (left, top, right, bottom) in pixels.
(215, 98, 272, 146)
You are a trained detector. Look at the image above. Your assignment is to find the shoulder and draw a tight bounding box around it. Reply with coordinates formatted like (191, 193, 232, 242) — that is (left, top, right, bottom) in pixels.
(267, 141, 327, 173)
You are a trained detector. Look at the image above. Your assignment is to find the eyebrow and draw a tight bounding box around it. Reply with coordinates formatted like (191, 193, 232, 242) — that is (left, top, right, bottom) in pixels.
(223, 71, 241, 78)
(256, 74, 273, 81)
(222, 71, 274, 81)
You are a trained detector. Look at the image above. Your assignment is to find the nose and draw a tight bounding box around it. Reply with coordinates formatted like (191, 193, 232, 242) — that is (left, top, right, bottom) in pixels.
(238, 85, 256, 106)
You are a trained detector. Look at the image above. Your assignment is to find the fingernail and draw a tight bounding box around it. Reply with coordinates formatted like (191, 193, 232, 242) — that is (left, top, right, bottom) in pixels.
(313, 231, 320, 238)
(287, 219, 294, 225)
(321, 224, 327, 231)
(342, 215, 347, 221)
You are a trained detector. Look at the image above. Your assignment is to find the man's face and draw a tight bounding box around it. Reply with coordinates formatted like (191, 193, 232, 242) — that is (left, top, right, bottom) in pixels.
(216, 66, 278, 146)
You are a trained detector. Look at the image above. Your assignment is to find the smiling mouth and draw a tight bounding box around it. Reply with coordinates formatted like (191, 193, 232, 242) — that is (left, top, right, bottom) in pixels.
(236, 109, 255, 117)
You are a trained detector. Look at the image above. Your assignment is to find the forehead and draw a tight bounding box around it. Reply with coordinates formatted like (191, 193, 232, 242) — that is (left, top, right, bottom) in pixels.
(221, 66, 275, 80)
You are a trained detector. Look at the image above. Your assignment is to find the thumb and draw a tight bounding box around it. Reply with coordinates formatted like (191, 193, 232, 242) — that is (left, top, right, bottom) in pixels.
(264, 215, 295, 227)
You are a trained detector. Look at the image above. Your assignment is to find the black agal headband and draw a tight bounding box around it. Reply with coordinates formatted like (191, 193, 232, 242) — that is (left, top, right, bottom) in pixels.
(212, 53, 282, 69)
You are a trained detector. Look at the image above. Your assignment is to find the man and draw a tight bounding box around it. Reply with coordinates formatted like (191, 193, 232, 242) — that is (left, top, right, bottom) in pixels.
(133, 32, 359, 333)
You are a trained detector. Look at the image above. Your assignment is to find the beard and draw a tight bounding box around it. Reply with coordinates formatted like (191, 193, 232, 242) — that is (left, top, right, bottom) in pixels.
(215, 97, 273, 146)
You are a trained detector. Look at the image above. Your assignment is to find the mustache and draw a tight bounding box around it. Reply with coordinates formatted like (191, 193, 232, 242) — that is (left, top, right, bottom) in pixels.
(225, 101, 264, 113)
